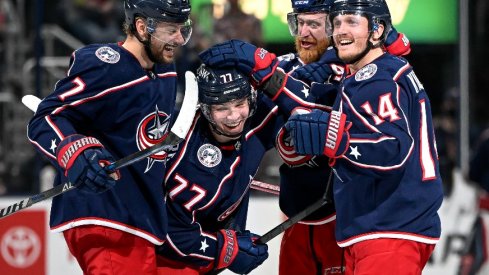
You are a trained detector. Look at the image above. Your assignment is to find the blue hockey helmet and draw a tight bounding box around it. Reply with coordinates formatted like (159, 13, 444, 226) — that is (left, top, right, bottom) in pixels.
(287, 0, 335, 36)
(124, 0, 191, 25)
(329, 0, 392, 35)
(291, 0, 335, 13)
(196, 64, 257, 124)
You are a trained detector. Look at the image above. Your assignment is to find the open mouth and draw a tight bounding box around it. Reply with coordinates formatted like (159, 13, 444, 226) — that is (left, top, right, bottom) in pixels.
(164, 44, 176, 52)
(338, 37, 353, 46)
(300, 40, 316, 49)
(223, 120, 243, 130)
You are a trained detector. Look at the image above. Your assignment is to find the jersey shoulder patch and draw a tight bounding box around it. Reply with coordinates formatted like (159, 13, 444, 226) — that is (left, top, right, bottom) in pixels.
(95, 46, 120, 64)
(355, 64, 377, 81)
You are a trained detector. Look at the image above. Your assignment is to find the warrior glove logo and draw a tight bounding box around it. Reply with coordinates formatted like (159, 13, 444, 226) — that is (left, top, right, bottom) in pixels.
(326, 111, 342, 150)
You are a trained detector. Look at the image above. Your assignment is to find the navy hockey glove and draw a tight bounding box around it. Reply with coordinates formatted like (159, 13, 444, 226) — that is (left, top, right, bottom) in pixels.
(291, 50, 344, 84)
(385, 26, 411, 56)
(284, 109, 351, 159)
(291, 62, 332, 85)
(199, 39, 278, 87)
(216, 229, 268, 274)
(56, 134, 119, 194)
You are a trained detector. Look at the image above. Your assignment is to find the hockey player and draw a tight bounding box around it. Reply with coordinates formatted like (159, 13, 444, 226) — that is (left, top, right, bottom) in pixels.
(27, 0, 192, 274)
(278, 0, 411, 273)
(283, 0, 443, 274)
(198, 1, 440, 274)
(155, 65, 281, 274)
(276, 1, 345, 274)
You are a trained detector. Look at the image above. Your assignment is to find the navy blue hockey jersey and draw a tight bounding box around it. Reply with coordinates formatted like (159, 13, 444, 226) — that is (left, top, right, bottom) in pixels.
(330, 53, 443, 247)
(27, 43, 178, 244)
(157, 94, 283, 267)
(276, 49, 343, 224)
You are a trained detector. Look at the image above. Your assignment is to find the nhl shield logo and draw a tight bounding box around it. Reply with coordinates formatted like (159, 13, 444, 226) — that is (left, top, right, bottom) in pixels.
(355, 64, 377, 81)
(95, 46, 120, 64)
(197, 144, 222, 168)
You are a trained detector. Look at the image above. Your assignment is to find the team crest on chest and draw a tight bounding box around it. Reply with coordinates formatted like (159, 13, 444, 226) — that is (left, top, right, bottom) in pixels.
(355, 64, 377, 81)
(197, 144, 222, 168)
(136, 105, 172, 172)
(95, 46, 120, 64)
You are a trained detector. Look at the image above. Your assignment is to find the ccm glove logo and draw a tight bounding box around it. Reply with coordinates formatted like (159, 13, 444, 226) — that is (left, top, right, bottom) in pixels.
(257, 48, 269, 60)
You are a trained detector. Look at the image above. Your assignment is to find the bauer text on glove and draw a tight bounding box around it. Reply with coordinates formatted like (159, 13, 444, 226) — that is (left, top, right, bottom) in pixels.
(215, 229, 268, 274)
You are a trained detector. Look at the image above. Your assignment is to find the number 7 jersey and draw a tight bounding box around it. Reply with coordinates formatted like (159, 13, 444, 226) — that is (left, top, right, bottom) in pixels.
(331, 53, 443, 247)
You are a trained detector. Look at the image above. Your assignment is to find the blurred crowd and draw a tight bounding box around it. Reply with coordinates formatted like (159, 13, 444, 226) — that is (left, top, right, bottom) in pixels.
(0, 0, 488, 201)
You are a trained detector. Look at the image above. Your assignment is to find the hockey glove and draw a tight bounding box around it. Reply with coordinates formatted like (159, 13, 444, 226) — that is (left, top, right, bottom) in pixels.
(284, 109, 351, 159)
(199, 39, 278, 87)
(216, 229, 268, 274)
(291, 50, 344, 84)
(56, 134, 119, 194)
(385, 26, 411, 56)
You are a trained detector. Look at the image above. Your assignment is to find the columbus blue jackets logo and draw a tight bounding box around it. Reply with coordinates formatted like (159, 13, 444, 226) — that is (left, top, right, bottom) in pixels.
(95, 46, 120, 64)
(197, 144, 222, 168)
(355, 64, 377, 81)
(136, 106, 173, 172)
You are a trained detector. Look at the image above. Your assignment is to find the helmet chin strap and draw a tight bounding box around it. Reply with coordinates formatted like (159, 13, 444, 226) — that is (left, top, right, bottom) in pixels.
(143, 36, 160, 64)
(133, 30, 160, 64)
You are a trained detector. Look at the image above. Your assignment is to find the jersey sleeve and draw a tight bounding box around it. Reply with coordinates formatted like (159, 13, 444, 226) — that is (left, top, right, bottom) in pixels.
(161, 196, 220, 268)
(27, 47, 113, 167)
(245, 94, 284, 150)
(341, 74, 414, 173)
(160, 173, 250, 268)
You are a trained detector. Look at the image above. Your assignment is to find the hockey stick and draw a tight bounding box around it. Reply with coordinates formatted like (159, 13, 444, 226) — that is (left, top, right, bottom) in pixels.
(0, 72, 199, 219)
(250, 180, 279, 195)
(210, 171, 333, 275)
(22, 94, 279, 195)
(21, 94, 42, 112)
(255, 170, 333, 244)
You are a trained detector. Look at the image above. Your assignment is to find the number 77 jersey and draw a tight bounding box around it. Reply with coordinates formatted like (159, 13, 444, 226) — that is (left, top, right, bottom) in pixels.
(331, 53, 443, 247)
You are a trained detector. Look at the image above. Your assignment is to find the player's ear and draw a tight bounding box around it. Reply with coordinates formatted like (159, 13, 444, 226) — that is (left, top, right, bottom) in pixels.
(135, 18, 148, 37)
(372, 23, 384, 41)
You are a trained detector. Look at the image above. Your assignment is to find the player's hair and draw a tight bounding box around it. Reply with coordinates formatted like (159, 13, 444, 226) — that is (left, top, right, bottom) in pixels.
(123, 0, 191, 34)
(196, 64, 257, 125)
(329, 0, 391, 41)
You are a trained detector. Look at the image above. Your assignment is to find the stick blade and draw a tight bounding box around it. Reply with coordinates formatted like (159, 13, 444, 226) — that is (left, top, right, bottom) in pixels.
(171, 71, 199, 139)
(22, 95, 42, 112)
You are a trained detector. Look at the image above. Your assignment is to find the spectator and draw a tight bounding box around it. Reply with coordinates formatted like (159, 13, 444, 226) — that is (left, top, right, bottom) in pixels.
(58, 0, 125, 44)
(213, 0, 264, 47)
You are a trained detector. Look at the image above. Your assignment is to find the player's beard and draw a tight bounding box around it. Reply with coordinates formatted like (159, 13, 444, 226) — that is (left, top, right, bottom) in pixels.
(144, 35, 177, 64)
(295, 36, 330, 64)
(334, 33, 373, 65)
